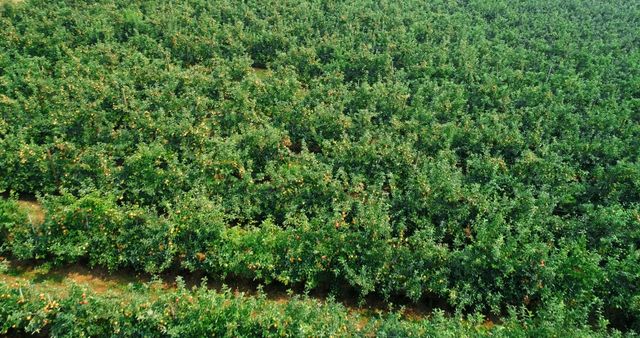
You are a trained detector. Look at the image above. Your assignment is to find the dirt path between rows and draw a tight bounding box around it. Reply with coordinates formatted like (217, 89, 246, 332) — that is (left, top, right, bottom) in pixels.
(1, 197, 440, 320)
(0, 197, 497, 330)
(1, 259, 437, 323)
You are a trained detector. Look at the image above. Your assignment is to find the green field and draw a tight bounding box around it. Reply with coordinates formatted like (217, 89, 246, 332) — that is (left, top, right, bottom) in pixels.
(1, 0, 639, 336)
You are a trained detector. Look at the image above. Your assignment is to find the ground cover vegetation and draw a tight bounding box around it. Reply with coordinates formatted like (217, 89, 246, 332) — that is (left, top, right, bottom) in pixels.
(0, 275, 612, 337)
(0, 0, 639, 335)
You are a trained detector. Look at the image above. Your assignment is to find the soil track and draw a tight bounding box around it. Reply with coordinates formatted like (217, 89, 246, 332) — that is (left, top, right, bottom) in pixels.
(0, 197, 446, 319)
(1, 259, 438, 320)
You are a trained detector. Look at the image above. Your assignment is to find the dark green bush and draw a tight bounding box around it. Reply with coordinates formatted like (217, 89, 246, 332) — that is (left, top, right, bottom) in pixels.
(0, 197, 27, 254)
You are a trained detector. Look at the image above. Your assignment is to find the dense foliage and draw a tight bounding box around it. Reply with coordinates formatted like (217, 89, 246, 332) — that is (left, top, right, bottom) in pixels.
(1, 0, 639, 333)
(0, 279, 618, 337)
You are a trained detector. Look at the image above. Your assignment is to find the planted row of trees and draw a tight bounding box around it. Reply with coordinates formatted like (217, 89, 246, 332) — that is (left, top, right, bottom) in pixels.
(1, 277, 617, 337)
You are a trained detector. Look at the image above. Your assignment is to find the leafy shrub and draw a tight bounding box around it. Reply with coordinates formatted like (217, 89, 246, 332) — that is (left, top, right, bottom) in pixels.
(0, 197, 27, 254)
